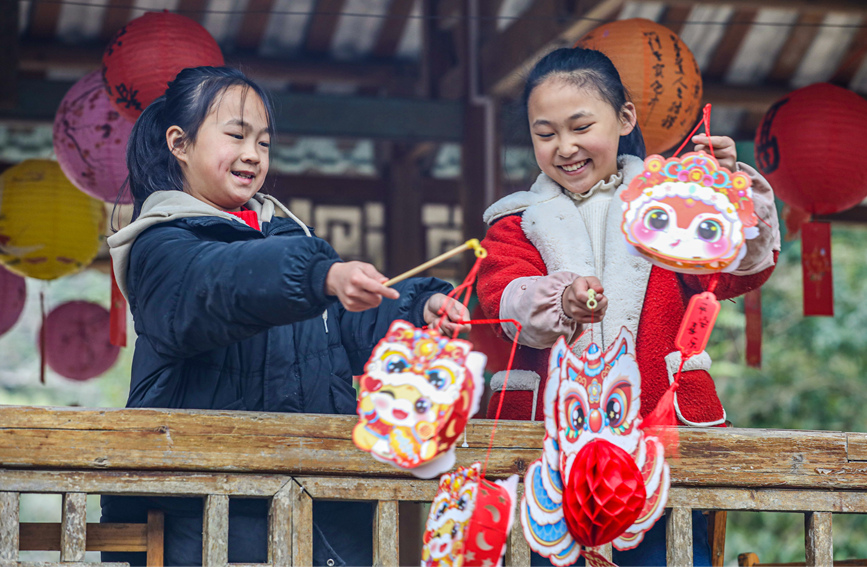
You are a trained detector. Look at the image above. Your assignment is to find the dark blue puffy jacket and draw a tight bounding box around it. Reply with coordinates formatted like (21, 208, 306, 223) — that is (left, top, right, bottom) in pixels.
(102, 192, 451, 566)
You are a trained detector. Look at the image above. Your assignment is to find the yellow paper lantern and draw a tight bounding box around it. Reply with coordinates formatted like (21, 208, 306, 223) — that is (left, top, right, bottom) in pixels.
(0, 160, 105, 280)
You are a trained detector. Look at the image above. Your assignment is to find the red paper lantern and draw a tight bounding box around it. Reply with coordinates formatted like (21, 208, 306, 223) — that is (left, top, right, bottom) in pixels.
(577, 18, 703, 155)
(42, 301, 120, 381)
(53, 70, 134, 204)
(0, 267, 26, 336)
(754, 83, 867, 215)
(562, 440, 646, 548)
(102, 11, 225, 122)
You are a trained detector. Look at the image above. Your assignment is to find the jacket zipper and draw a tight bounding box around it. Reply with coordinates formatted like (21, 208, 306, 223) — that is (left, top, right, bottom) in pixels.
(322, 310, 328, 333)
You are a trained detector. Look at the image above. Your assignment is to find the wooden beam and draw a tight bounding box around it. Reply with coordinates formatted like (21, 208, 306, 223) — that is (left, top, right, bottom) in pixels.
(0, 0, 18, 110)
(478, 0, 626, 98)
(100, 0, 133, 42)
(372, 0, 415, 58)
(234, 0, 276, 51)
(18, 40, 417, 90)
(305, 0, 346, 54)
(832, 25, 867, 86)
(703, 9, 757, 80)
(767, 12, 824, 85)
(26, 0, 62, 39)
(0, 78, 464, 141)
(631, 0, 867, 16)
(660, 5, 693, 36)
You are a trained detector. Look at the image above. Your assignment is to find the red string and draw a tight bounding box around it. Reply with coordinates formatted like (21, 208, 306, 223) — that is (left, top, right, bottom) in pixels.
(672, 103, 714, 159)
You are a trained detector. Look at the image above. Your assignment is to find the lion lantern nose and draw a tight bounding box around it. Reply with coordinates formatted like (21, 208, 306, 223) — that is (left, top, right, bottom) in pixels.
(588, 409, 603, 433)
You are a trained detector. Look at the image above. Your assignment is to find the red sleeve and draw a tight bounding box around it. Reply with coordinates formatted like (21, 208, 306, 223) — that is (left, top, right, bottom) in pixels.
(680, 250, 779, 300)
(477, 215, 548, 319)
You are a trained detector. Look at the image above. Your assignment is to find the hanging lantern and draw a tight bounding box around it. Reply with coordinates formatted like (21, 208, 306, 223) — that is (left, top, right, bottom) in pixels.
(41, 301, 119, 381)
(422, 463, 518, 567)
(102, 11, 225, 122)
(53, 70, 134, 204)
(577, 18, 703, 155)
(0, 267, 26, 336)
(521, 329, 669, 565)
(353, 320, 486, 479)
(753, 83, 867, 316)
(0, 160, 105, 280)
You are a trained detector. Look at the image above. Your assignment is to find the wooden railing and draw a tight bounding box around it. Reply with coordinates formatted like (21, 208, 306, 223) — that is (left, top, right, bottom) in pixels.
(2, 406, 867, 566)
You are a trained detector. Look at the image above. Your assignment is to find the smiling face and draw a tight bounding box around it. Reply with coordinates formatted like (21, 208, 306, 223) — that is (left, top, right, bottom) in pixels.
(528, 76, 635, 195)
(169, 85, 271, 211)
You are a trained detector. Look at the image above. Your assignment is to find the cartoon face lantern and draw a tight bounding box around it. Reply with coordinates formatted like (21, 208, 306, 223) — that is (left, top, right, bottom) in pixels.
(423, 463, 518, 567)
(353, 320, 485, 479)
(621, 152, 758, 274)
(521, 329, 670, 565)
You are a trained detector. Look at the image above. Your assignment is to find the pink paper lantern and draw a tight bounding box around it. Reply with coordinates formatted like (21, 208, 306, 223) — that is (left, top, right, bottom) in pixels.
(42, 301, 120, 381)
(0, 267, 26, 336)
(53, 70, 134, 204)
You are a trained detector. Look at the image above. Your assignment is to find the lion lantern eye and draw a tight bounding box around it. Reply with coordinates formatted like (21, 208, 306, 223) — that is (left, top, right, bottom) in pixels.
(414, 398, 431, 414)
(385, 354, 409, 373)
(605, 384, 631, 430)
(697, 219, 723, 242)
(643, 208, 669, 231)
(426, 368, 453, 390)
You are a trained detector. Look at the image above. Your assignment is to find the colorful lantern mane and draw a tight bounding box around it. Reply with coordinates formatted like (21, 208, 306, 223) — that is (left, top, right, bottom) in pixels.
(353, 320, 485, 479)
(621, 152, 758, 274)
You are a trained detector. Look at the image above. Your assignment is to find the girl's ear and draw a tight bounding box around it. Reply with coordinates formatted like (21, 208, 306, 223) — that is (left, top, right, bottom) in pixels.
(166, 126, 188, 164)
(619, 101, 638, 136)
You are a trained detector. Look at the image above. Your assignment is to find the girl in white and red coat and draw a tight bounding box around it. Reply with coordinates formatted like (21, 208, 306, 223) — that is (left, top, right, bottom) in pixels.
(477, 47, 780, 564)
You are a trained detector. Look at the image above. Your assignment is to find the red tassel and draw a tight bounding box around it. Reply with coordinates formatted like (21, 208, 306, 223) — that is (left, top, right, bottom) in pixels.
(640, 381, 680, 460)
(744, 289, 762, 368)
(39, 290, 46, 384)
(110, 258, 127, 347)
(801, 221, 834, 317)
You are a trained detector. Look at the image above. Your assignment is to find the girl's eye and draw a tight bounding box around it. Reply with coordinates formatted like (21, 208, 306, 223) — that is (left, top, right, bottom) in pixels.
(573, 124, 590, 132)
(259, 141, 270, 148)
(228, 133, 243, 140)
(697, 219, 723, 242)
(534, 132, 554, 139)
(643, 208, 669, 231)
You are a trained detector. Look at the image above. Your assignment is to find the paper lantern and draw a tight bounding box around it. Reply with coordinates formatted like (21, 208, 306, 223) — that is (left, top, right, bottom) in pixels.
(353, 320, 486, 479)
(53, 70, 134, 204)
(0, 160, 105, 280)
(754, 82, 867, 215)
(422, 463, 518, 567)
(41, 301, 119, 381)
(521, 329, 669, 565)
(0, 268, 26, 336)
(577, 18, 703, 154)
(102, 11, 225, 122)
(621, 152, 758, 274)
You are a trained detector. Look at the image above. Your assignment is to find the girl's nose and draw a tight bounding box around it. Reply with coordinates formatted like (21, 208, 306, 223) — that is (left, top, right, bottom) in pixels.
(558, 137, 580, 158)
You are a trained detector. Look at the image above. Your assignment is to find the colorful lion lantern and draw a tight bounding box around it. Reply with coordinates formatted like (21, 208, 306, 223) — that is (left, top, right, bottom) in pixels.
(621, 152, 758, 274)
(522, 329, 669, 565)
(353, 320, 485, 478)
(422, 463, 518, 567)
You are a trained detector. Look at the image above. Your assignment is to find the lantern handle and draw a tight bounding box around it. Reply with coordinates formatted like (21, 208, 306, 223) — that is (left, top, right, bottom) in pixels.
(672, 104, 715, 160)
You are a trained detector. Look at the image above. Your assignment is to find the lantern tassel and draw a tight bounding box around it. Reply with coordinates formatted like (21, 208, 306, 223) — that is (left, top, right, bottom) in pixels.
(39, 290, 46, 385)
(110, 257, 127, 347)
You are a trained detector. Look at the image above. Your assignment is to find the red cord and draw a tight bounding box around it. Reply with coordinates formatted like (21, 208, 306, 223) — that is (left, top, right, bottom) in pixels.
(672, 103, 714, 159)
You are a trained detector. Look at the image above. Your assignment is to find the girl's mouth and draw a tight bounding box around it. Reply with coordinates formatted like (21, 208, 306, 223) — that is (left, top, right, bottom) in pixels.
(559, 159, 589, 173)
(232, 171, 255, 180)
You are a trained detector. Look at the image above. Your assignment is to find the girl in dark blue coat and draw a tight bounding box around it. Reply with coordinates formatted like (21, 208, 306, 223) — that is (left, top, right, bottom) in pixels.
(102, 66, 467, 566)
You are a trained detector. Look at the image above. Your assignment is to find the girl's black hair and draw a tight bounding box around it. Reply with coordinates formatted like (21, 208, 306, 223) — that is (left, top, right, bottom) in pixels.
(121, 66, 276, 221)
(521, 47, 646, 159)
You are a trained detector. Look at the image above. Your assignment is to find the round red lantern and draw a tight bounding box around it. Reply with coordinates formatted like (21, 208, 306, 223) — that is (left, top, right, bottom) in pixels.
(102, 11, 224, 122)
(562, 439, 646, 547)
(754, 83, 867, 215)
(577, 18, 703, 155)
(53, 70, 134, 204)
(0, 267, 26, 336)
(42, 301, 120, 381)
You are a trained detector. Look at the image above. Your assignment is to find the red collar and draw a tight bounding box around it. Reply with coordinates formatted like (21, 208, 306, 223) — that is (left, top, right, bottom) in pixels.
(226, 208, 260, 230)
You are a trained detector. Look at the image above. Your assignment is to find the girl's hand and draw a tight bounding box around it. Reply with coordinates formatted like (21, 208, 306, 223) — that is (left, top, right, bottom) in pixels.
(692, 134, 737, 171)
(325, 261, 400, 312)
(562, 276, 608, 324)
(424, 293, 471, 336)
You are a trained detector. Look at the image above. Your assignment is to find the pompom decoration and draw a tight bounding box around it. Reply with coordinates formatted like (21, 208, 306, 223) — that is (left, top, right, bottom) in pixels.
(53, 70, 134, 204)
(0, 160, 105, 280)
(42, 301, 120, 381)
(521, 329, 669, 565)
(352, 320, 486, 479)
(0, 268, 26, 336)
(754, 82, 867, 216)
(621, 151, 758, 274)
(577, 18, 703, 154)
(102, 11, 225, 122)
(422, 463, 518, 567)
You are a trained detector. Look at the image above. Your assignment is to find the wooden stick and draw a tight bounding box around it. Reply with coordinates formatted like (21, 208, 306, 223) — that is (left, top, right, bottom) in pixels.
(384, 241, 475, 287)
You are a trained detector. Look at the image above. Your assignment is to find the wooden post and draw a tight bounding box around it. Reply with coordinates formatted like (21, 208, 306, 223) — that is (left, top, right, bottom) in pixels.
(60, 492, 86, 562)
(384, 143, 425, 276)
(203, 494, 229, 567)
(0, 492, 18, 561)
(373, 500, 399, 567)
(0, 0, 18, 109)
(505, 485, 530, 566)
(146, 509, 164, 567)
(805, 511, 833, 567)
(291, 481, 313, 566)
(708, 510, 727, 567)
(667, 507, 693, 567)
(269, 482, 294, 566)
